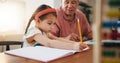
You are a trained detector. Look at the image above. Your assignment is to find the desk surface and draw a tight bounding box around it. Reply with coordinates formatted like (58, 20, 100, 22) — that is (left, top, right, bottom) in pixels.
(0, 46, 93, 63)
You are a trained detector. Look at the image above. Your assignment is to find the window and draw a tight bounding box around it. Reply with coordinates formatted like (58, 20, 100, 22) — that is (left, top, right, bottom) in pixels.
(0, 0, 25, 34)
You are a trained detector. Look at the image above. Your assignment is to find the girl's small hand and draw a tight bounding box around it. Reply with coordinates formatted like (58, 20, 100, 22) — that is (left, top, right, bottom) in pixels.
(73, 42, 88, 52)
(79, 42, 88, 51)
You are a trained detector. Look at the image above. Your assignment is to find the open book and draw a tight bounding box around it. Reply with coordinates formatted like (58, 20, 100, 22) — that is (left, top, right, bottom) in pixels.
(4, 46, 89, 62)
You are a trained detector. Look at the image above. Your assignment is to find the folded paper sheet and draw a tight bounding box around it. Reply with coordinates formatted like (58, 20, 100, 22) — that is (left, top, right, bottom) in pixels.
(5, 46, 89, 62)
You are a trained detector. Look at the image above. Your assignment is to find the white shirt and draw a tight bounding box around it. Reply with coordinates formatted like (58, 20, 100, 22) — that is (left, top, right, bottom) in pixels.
(23, 26, 42, 47)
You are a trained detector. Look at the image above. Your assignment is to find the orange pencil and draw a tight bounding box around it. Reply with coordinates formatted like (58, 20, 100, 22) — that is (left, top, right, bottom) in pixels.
(77, 18, 83, 42)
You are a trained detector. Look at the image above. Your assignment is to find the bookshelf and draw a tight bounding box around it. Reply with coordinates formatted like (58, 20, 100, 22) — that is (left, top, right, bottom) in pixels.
(93, 0, 120, 63)
(94, 0, 120, 63)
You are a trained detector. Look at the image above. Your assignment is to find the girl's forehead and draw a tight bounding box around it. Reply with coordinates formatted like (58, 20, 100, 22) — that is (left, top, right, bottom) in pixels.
(44, 14, 56, 21)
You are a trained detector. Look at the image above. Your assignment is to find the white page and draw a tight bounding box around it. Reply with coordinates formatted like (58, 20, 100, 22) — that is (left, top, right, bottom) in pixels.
(4, 46, 76, 62)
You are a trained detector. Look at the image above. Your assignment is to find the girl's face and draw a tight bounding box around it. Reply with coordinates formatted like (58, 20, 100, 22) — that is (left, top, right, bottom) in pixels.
(62, 0, 79, 16)
(36, 14, 56, 33)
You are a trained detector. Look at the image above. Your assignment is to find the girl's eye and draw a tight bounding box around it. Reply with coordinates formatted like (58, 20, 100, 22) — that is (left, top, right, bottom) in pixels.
(48, 23, 52, 25)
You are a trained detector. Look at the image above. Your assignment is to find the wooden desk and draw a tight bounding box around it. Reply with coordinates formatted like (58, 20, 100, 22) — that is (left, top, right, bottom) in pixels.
(0, 46, 93, 63)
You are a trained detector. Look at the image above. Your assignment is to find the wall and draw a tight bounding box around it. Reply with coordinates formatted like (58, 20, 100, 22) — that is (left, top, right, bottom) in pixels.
(24, 0, 55, 29)
(0, 0, 25, 34)
(54, 0, 61, 9)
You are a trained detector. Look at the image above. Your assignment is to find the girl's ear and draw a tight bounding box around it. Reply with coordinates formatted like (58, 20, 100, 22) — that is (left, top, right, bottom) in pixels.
(35, 19, 41, 23)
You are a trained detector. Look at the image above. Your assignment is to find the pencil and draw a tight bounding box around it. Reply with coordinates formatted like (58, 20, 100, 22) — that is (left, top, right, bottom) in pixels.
(77, 18, 83, 42)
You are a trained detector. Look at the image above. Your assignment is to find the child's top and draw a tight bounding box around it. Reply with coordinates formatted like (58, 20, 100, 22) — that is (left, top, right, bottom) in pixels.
(23, 21, 47, 47)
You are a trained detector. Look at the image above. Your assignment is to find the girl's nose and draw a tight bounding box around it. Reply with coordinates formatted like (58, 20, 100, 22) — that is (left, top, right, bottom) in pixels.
(50, 24, 54, 29)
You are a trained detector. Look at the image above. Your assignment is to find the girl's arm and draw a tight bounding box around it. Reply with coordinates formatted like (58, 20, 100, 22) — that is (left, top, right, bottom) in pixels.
(34, 33, 88, 52)
(47, 33, 78, 43)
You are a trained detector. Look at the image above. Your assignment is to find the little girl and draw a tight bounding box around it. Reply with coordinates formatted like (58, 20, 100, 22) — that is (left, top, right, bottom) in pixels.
(23, 4, 88, 52)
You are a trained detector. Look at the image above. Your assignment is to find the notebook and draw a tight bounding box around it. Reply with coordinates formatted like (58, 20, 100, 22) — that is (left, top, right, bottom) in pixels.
(4, 46, 89, 62)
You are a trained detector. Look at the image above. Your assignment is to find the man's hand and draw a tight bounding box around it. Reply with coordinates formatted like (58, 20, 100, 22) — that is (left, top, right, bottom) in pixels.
(66, 33, 80, 42)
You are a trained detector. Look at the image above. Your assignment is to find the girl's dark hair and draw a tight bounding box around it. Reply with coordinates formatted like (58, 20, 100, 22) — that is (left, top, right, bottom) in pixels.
(25, 4, 57, 34)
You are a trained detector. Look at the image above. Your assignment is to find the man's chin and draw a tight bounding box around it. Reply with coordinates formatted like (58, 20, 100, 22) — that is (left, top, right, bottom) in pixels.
(66, 12, 74, 15)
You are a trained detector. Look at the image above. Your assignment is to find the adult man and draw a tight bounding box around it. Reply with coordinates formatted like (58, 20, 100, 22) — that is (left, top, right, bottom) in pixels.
(51, 0, 92, 42)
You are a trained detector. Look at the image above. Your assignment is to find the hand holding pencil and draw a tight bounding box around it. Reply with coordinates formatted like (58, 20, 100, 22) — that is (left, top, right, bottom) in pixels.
(73, 42, 89, 52)
(76, 18, 89, 51)
(79, 42, 88, 51)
